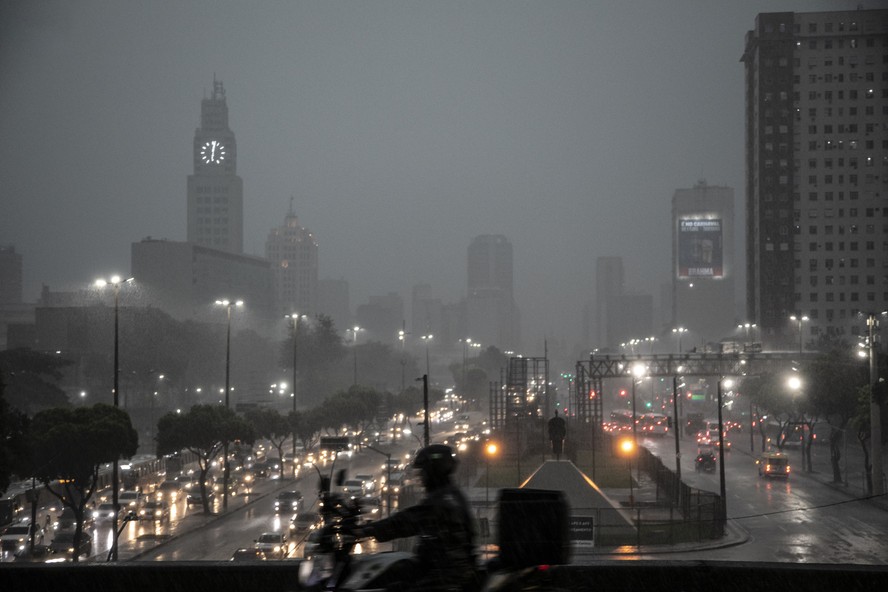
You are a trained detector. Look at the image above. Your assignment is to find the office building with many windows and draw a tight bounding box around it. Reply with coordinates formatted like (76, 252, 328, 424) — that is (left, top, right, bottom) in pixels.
(742, 8, 887, 347)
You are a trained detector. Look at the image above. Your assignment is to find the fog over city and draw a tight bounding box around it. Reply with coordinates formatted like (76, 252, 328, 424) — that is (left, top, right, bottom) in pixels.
(0, 0, 862, 352)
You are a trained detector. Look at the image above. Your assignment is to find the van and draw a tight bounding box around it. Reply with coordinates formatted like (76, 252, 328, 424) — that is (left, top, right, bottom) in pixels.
(756, 452, 790, 478)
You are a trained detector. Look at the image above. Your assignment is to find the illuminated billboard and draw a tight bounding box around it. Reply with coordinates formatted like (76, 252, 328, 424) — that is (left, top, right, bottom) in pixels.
(678, 218, 723, 278)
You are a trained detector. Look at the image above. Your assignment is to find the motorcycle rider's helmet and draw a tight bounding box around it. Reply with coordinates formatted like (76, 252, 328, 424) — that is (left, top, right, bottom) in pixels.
(413, 444, 457, 490)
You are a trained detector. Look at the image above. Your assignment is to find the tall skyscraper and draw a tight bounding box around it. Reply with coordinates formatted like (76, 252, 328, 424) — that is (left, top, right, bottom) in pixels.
(318, 278, 350, 331)
(0, 245, 23, 304)
(595, 256, 625, 348)
(187, 77, 244, 253)
(672, 181, 736, 343)
(265, 199, 318, 317)
(742, 9, 888, 346)
(467, 235, 519, 350)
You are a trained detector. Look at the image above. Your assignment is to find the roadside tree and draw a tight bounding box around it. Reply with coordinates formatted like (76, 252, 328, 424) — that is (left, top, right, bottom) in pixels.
(28, 404, 138, 562)
(244, 407, 290, 480)
(156, 405, 254, 514)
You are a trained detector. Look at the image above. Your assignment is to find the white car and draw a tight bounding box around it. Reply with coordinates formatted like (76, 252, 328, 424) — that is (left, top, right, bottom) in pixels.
(119, 490, 144, 510)
(91, 503, 122, 522)
(1, 521, 44, 554)
(254, 531, 289, 559)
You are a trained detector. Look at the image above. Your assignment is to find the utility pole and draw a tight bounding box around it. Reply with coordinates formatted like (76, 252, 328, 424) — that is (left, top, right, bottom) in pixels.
(868, 313, 885, 496)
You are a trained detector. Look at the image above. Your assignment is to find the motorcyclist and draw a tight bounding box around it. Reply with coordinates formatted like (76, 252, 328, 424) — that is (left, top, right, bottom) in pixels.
(350, 444, 477, 592)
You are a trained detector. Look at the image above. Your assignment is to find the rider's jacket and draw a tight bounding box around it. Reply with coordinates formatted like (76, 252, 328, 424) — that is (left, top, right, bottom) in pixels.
(361, 482, 476, 591)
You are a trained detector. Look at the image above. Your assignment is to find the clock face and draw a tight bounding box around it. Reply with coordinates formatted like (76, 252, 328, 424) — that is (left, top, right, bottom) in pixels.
(200, 140, 226, 164)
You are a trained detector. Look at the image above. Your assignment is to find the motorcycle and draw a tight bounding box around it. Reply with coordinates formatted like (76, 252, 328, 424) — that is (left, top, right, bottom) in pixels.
(297, 471, 571, 592)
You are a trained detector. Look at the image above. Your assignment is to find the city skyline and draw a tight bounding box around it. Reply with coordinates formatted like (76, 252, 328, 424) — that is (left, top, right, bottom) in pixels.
(0, 1, 868, 351)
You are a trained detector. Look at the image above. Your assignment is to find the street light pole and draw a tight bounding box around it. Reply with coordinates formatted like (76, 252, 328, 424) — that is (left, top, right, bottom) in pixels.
(95, 275, 132, 562)
(790, 315, 808, 355)
(421, 334, 433, 381)
(216, 299, 243, 511)
(716, 378, 728, 525)
(672, 327, 687, 354)
(285, 313, 305, 463)
(630, 363, 645, 481)
(867, 312, 885, 496)
(351, 326, 362, 387)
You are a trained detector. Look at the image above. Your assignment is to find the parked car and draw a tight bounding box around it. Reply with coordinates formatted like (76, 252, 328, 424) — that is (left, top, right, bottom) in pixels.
(254, 531, 289, 559)
(139, 500, 171, 522)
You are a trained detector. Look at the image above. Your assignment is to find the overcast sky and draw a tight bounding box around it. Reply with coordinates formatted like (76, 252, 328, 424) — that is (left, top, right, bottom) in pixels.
(0, 0, 866, 351)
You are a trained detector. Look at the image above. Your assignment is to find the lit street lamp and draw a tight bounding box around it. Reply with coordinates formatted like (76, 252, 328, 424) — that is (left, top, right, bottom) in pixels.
(285, 313, 306, 464)
(215, 298, 243, 510)
(864, 311, 886, 496)
(618, 437, 636, 507)
(421, 334, 434, 379)
(630, 363, 645, 480)
(738, 322, 757, 346)
(485, 441, 498, 508)
(94, 274, 133, 562)
(672, 327, 688, 353)
(349, 326, 363, 386)
(789, 315, 809, 354)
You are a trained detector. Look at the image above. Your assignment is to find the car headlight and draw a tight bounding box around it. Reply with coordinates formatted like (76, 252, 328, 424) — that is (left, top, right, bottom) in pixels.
(273, 545, 281, 553)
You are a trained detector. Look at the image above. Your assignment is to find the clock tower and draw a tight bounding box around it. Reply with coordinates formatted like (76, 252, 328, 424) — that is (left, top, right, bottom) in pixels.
(187, 77, 244, 253)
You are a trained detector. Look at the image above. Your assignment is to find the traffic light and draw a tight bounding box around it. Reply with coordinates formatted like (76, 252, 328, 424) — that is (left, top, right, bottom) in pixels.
(619, 389, 627, 397)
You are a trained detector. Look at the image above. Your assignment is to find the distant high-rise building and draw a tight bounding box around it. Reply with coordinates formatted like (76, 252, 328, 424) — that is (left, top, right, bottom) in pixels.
(318, 278, 350, 331)
(593, 256, 653, 349)
(0, 245, 23, 304)
(187, 77, 244, 254)
(595, 256, 624, 348)
(0, 245, 33, 350)
(131, 238, 273, 327)
(411, 283, 443, 339)
(742, 9, 888, 346)
(265, 199, 318, 317)
(672, 181, 736, 343)
(356, 292, 404, 343)
(466, 235, 519, 350)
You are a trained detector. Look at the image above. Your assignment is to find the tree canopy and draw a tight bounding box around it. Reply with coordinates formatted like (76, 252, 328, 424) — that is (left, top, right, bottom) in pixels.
(155, 404, 254, 513)
(244, 407, 290, 479)
(29, 403, 138, 562)
(0, 348, 72, 415)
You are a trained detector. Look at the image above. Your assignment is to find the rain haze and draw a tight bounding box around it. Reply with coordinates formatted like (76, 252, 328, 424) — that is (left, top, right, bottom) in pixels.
(0, 0, 864, 357)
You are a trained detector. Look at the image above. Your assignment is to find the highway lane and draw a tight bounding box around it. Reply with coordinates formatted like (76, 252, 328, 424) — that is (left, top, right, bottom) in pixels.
(637, 431, 888, 564)
(136, 444, 412, 562)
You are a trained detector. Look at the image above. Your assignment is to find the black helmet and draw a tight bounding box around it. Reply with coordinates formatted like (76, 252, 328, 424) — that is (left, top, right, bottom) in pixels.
(413, 444, 457, 486)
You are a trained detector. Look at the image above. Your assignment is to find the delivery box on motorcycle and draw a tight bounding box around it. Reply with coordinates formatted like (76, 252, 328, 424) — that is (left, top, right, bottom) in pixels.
(496, 488, 570, 568)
